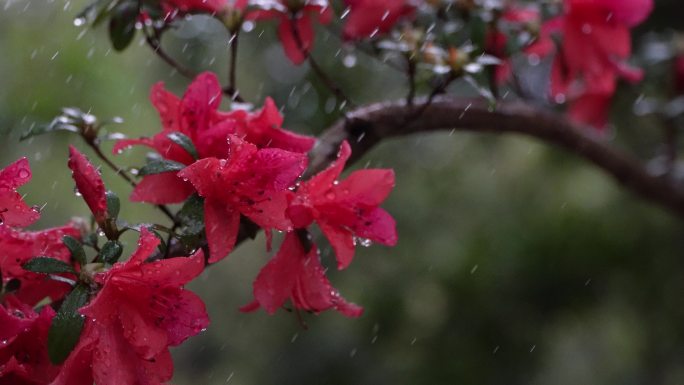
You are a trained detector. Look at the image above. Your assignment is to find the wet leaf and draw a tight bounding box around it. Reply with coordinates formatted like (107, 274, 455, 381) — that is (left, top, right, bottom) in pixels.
(177, 194, 205, 235)
(109, 2, 138, 51)
(63, 236, 87, 266)
(167, 132, 199, 160)
(138, 159, 186, 176)
(100, 240, 123, 264)
(22, 257, 75, 274)
(105, 190, 120, 220)
(48, 284, 89, 364)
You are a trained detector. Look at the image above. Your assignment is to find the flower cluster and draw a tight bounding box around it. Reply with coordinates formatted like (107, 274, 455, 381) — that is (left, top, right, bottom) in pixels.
(531, 0, 653, 128)
(117, 72, 398, 312)
(1, 68, 397, 383)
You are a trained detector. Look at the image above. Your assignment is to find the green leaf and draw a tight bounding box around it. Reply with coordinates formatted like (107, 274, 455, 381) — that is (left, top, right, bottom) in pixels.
(105, 190, 120, 220)
(108, 2, 137, 51)
(138, 159, 186, 176)
(23, 257, 75, 274)
(48, 284, 89, 364)
(167, 132, 199, 160)
(75, 0, 118, 26)
(100, 240, 124, 264)
(470, 15, 487, 53)
(177, 194, 205, 235)
(62, 236, 87, 266)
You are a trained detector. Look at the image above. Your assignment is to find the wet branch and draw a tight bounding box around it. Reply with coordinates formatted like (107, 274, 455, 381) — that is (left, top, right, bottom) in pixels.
(163, 96, 684, 258)
(309, 96, 684, 218)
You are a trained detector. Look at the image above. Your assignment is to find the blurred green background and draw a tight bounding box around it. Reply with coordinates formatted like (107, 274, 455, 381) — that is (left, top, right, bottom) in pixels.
(2, 1, 684, 384)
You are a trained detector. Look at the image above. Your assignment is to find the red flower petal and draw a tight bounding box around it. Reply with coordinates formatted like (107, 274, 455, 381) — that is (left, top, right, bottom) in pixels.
(0, 223, 80, 305)
(204, 198, 240, 263)
(342, 0, 414, 40)
(277, 16, 312, 65)
(0, 158, 40, 227)
(248, 233, 363, 317)
(305, 140, 351, 194)
(352, 207, 398, 246)
(111, 137, 155, 155)
(318, 221, 356, 270)
(333, 169, 395, 207)
(129, 172, 194, 205)
(180, 71, 223, 140)
(68, 146, 108, 224)
(151, 81, 182, 131)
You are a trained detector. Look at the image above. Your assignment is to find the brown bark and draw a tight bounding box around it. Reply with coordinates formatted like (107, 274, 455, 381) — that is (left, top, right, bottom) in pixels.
(308, 96, 684, 218)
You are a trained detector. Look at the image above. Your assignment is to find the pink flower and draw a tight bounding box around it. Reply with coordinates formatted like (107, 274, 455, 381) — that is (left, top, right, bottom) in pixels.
(0, 158, 40, 227)
(287, 141, 397, 270)
(67, 146, 108, 225)
(178, 136, 308, 262)
(115, 72, 314, 205)
(247, 1, 332, 64)
(547, 0, 653, 128)
(0, 224, 81, 306)
(341, 0, 415, 40)
(241, 232, 363, 317)
(51, 229, 209, 385)
(485, 6, 541, 84)
(0, 298, 59, 385)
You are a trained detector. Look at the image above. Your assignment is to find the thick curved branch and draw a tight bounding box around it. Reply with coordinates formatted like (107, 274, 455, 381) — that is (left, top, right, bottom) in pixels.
(162, 96, 684, 259)
(309, 96, 684, 219)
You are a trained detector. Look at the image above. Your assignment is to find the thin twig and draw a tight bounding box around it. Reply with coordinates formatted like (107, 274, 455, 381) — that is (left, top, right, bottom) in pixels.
(289, 15, 354, 107)
(143, 27, 196, 79)
(228, 30, 239, 95)
(406, 55, 417, 106)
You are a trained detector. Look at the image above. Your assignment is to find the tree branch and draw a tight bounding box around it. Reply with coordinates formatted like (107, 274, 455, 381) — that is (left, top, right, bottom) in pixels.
(309, 96, 684, 218)
(163, 96, 684, 259)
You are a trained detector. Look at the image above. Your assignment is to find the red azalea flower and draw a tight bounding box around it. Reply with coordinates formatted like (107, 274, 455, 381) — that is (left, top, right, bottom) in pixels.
(0, 158, 40, 227)
(0, 298, 59, 385)
(67, 146, 108, 225)
(230, 97, 316, 153)
(341, 0, 415, 40)
(178, 135, 308, 262)
(286, 141, 397, 270)
(0, 224, 81, 306)
(547, 0, 653, 128)
(241, 232, 363, 317)
(51, 229, 209, 385)
(247, 0, 332, 64)
(485, 6, 541, 85)
(114, 72, 314, 204)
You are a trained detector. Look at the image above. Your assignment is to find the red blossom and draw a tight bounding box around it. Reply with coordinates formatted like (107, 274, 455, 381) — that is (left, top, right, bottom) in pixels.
(484, 6, 541, 85)
(287, 141, 397, 270)
(0, 298, 59, 385)
(0, 158, 40, 227)
(51, 229, 209, 385)
(115, 72, 314, 204)
(0, 224, 81, 306)
(341, 0, 415, 40)
(544, 0, 653, 128)
(67, 146, 108, 224)
(178, 136, 308, 262)
(241, 232, 363, 317)
(247, 1, 332, 64)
